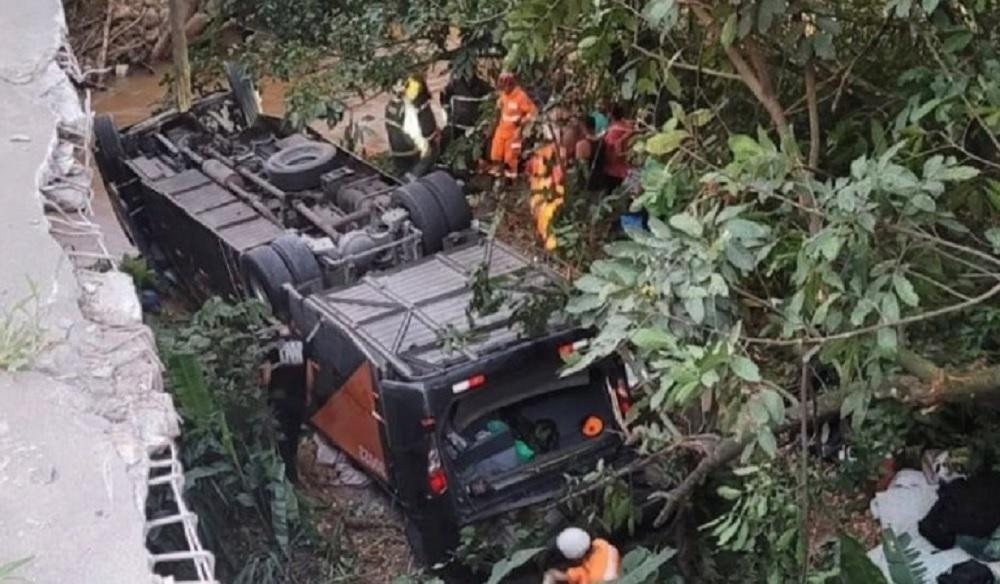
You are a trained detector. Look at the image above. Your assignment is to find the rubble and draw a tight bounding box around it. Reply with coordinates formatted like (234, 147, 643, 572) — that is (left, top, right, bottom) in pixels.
(0, 1, 198, 582)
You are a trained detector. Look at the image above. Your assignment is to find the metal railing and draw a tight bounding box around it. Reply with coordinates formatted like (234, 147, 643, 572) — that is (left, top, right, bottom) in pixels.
(146, 442, 218, 583)
(46, 40, 218, 584)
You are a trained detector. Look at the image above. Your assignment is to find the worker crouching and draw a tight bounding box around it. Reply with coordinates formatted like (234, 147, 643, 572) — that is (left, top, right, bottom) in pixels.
(528, 123, 565, 251)
(490, 71, 536, 179)
(543, 527, 621, 584)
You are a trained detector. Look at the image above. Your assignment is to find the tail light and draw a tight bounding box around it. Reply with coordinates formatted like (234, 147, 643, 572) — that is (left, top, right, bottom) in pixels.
(427, 446, 448, 496)
(451, 373, 486, 394)
(614, 378, 632, 415)
(558, 339, 589, 357)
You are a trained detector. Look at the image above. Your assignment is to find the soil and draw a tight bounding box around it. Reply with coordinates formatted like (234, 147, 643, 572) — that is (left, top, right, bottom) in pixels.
(295, 437, 415, 583)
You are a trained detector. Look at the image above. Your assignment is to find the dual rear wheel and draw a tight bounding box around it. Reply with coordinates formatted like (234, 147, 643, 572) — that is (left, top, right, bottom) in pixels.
(391, 171, 472, 254)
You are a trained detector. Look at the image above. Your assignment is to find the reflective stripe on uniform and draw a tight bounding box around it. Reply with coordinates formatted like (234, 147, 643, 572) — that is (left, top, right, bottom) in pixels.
(602, 545, 620, 581)
(451, 95, 489, 104)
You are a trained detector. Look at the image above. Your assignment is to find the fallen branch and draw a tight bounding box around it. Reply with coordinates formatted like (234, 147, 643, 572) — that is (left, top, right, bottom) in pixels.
(649, 345, 1000, 527)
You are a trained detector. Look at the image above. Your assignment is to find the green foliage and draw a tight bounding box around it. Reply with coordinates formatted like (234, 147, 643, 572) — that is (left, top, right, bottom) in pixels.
(197, 0, 1000, 579)
(200, 0, 507, 126)
(703, 462, 804, 581)
(154, 299, 343, 583)
(617, 546, 679, 584)
(564, 459, 644, 535)
(882, 529, 928, 584)
(454, 515, 550, 575)
(837, 401, 914, 489)
(838, 532, 888, 584)
(120, 254, 157, 289)
(483, 547, 546, 584)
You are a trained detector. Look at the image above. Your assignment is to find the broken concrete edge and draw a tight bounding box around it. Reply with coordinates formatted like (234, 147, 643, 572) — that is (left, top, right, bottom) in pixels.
(0, 2, 208, 583)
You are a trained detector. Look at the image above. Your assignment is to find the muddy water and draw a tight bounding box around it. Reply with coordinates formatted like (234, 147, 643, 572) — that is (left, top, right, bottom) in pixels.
(89, 63, 451, 257)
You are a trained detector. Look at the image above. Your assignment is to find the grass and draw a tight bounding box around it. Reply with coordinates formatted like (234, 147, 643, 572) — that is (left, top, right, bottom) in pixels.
(0, 556, 33, 581)
(0, 283, 47, 372)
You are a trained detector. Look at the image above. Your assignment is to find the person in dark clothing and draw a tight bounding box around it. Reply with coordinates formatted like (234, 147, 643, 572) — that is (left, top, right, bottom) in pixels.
(442, 72, 492, 139)
(919, 472, 1000, 550)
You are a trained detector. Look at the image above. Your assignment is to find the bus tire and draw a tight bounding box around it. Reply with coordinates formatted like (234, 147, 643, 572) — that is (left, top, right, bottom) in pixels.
(240, 245, 293, 319)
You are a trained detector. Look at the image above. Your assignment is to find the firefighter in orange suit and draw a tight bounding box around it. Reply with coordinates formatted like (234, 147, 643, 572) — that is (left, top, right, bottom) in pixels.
(490, 71, 536, 179)
(528, 123, 565, 251)
(542, 527, 621, 584)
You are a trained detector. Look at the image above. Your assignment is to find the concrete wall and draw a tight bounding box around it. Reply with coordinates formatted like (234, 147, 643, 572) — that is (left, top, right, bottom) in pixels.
(0, 2, 180, 582)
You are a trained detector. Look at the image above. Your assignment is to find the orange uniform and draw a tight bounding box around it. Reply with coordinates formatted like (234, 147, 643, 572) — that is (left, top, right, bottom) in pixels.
(565, 539, 621, 584)
(528, 142, 565, 250)
(490, 85, 536, 177)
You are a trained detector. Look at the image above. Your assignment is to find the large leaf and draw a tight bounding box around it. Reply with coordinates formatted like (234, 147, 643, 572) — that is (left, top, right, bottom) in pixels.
(617, 546, 677, 584)
(642, 0, 677, 28)
(168, 353, 215, 429)
(730, 355, 762, 382)
(484, 547, 546, 584)
(882, 529, 928, 584)
(646, 129, 690, 155)
(892, 274, 919, 307)
(839, 532, 888, 584)
(720, 13, 738, 47)
(631, 328, 676, 350)
(757, 0, 786, 33)
(669, 212, 704, 237)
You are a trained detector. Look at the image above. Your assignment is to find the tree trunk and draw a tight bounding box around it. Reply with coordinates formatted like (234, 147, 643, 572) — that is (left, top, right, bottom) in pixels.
(169, 0, 193, 112)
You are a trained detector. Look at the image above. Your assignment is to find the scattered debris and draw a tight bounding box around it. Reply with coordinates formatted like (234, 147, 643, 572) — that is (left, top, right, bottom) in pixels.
(868, 469, 1000, 581)
(311, 434, 371, 487)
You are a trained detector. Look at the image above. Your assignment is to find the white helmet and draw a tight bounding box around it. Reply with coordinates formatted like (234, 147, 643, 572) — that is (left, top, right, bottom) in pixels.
(556, 527, 591, 560)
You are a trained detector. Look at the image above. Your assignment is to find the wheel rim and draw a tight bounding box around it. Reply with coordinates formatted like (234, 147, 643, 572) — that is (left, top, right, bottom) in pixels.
(248, 276, 270, 307)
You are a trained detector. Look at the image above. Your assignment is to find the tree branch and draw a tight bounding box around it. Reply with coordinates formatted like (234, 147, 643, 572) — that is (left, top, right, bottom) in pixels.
(651, 347, 1000, 529)
(630, 43, 742, 82)
(805, 60, 820, 169)
(687, 2, 789, 134)
(743, 280, 1000, 347)
(798, 345, 821, 581)
(803, 59, 822, 234)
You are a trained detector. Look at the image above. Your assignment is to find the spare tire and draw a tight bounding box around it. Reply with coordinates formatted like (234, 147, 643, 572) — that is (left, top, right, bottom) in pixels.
(264, 142, 338, 191)
(240, 245, 294, 319)
(421, 171, 472, 233)
(224, 61, 260, 128)
(391, 182, 448, 254)
(94, 114, 126, 184)
(270, 234, 322, 290)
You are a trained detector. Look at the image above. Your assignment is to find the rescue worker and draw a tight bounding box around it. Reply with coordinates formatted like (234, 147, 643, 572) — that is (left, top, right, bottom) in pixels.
(490, 71, 537, 179)
(542, 527, 621, 584)
(598, 103, 644, 231)
(441, 71, 492, 139)
(528, 122, 566, 251)
(601, 103, 635, 191)
(385, 74, 438, 177)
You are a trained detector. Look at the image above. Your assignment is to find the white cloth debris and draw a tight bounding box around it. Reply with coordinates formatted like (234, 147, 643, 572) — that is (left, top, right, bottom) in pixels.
(867, 469, 1000, 580)
(312, 434, 371, 487)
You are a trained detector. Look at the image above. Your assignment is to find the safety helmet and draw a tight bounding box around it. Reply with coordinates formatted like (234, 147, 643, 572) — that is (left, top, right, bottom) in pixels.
(403, 75, 423, 101)
(556, 527, 591, 560)
(498, 71, 516, 90)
